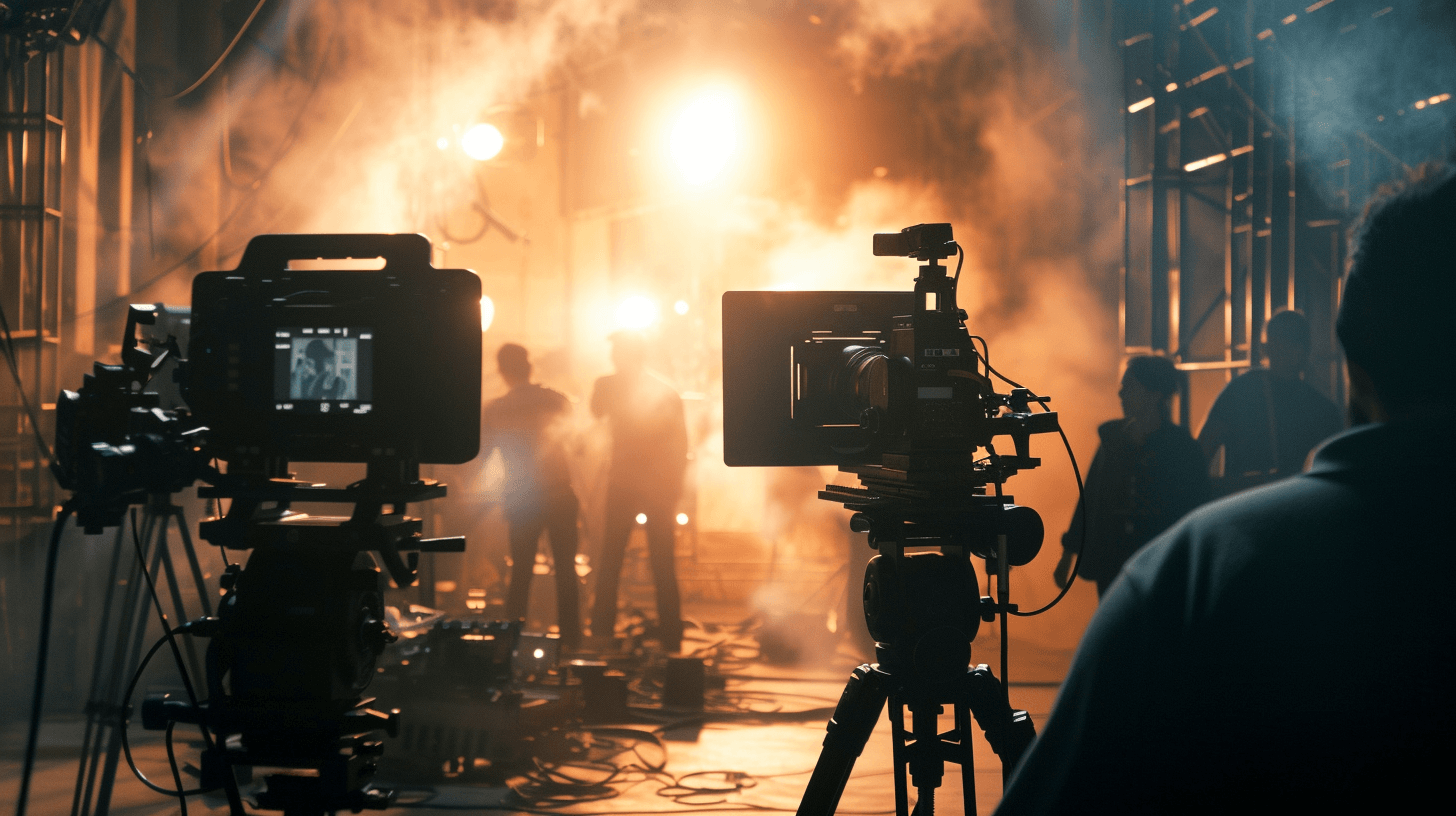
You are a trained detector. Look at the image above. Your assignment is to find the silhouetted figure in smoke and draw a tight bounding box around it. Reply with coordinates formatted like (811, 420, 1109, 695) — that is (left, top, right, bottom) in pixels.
(589, 331, 688, 652)
(481, 343, 581, 650)
(1198, 309, 1343, 496)
(1052, 355, 1209, 598)
(996, 165, 1456, 814)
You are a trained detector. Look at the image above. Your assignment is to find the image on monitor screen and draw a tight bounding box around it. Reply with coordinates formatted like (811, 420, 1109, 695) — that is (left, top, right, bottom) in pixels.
(273, 327, 373, 414)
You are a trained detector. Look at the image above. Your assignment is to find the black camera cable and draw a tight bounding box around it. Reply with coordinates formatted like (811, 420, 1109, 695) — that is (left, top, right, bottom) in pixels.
(978, 366, 1088, 618)
(15, 501, 74, 816)
(122, 509, 248, 814)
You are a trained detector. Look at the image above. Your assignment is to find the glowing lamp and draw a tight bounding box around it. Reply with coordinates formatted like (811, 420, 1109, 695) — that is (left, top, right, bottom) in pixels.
(673, 300, 689, 315)
(670, 89, 738, 185)
(615, 295, 660, 330)
(675, 513, 689, 526)
(480, 295, 495, 332)
(635, 513, 648, 525)
(462, 123, 505, 161)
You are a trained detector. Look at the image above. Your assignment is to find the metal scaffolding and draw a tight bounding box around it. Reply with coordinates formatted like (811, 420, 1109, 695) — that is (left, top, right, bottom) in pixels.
(1, 41, 65, 521)
(1119, 0, 1450, 427)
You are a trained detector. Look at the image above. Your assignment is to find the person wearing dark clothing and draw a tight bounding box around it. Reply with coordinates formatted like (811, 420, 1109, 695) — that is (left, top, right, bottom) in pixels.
(481, 344, 581, 649)
(1054, 355, 1210, 598)
(589, 331, 689, 651)
(1198, 309, 1343, 496)
(996, 166, 1456, 814)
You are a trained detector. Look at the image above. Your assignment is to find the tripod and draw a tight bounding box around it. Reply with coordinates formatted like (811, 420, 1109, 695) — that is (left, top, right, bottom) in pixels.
(797, 455, 1047, 816)
(72, 491, 216, 816)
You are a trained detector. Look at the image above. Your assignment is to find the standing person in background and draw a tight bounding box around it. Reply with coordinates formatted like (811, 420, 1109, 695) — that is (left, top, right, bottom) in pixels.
(481, 343, 581, 651)
(1198, 309, 1343, 496)
(589, 331, 689, 653)
(1054, 355, 1210, 598)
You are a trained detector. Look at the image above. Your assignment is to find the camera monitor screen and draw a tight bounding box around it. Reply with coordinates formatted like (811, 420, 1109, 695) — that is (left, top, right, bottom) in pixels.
(274, 327, 373, 413)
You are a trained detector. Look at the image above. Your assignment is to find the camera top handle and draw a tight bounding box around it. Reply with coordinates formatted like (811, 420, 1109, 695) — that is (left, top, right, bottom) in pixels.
(234, 232, 432, 271)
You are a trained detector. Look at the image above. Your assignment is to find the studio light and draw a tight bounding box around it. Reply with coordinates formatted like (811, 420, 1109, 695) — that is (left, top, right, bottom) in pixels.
(615, 295, 660, 330)
(462, 123, 505, 161)
(670, 88, 738, 185)
(480, 295, 495, 332)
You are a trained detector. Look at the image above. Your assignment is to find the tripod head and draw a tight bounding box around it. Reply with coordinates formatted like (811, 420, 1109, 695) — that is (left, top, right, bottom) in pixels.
(141, 457, 465, 815)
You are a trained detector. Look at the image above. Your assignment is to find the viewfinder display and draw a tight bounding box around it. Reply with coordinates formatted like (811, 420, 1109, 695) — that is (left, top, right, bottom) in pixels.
(273, 326, 373, 414)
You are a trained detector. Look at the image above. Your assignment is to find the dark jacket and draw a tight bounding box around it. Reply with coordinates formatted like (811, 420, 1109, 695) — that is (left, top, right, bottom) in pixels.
(1062, 419, 1210, 589)
(999, 414, 1456, 814)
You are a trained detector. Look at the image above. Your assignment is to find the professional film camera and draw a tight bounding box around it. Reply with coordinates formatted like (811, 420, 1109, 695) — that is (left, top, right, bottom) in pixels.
(49, 234, 482, 816)
(723, 224, 1060, 816)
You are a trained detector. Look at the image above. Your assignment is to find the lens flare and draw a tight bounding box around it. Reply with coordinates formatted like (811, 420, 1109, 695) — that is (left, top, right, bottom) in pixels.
(635, 513, 648, 525)
(480, 295, 495, 332)
(675, 512, 689, 525)
(670, 89, 738, 185)
(673, 299, 689, 315)
(462, 123, 505, 161)
(615, 295, 659, 330)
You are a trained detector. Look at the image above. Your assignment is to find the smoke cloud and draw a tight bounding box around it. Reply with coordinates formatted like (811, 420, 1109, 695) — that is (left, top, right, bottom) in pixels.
(139, 0, 1123, 656)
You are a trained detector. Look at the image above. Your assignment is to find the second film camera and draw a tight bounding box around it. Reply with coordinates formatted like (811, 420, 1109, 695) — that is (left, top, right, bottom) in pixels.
(723, 224, 1058, 816)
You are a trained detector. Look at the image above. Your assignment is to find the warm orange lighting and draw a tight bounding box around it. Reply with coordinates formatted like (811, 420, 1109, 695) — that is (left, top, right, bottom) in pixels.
(1184, 153, 1228, 172)
(670, 89, 739, 185)
(673, 299, 689, 315)
(436, 136, 450, 150)
(480, 295, 495, 332)
(462, 123, 505, 161)
(635, 513, 648, 525)
(616, 295, 659, 330)
(675, 512, 689, 525)
(1128, 96, 1155, 113)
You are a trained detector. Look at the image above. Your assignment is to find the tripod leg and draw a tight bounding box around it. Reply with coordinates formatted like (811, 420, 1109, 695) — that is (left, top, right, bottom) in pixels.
(151, 508, 205, 681)
(956, 701, 977, 815)
(796, 664, 892, 816)
(172, 505, 213, 617)
(887, 693, 909, 816)
(961, 666, 1036, 783)
(71, 524, 130, 816)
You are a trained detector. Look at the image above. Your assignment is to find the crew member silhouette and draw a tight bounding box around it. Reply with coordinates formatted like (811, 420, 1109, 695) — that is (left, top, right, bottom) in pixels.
(1054, 355, 1209, 598)
(481, 343, 581, 650)
(589, 331, 688, 652)
(1197, 309, 1342, 496)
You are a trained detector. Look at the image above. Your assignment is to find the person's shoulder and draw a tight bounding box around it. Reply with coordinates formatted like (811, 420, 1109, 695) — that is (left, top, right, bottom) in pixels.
(1131, 473, 1336, 576)
(1096, 418, 1126, 442)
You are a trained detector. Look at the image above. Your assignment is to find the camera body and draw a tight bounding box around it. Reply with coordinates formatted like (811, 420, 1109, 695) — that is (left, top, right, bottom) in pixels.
(186, 233, 481, 466)
(723, 224, 1009, 467)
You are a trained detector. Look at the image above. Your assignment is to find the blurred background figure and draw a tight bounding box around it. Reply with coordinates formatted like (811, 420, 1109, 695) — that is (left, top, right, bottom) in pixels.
(481, 343, 582, 650)
(1198, 309, 1344, 497)
(1055, 356, 1209, 598)
(589, 331, 689, 652)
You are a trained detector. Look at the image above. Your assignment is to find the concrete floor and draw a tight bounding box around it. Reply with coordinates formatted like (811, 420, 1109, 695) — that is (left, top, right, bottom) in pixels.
(0, 636, 1065, 816)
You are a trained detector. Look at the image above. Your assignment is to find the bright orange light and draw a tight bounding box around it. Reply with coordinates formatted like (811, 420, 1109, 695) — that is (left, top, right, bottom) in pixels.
(635, 513, 648, 525)
(615, 295, 659, 330)
(673, 299, 689, 315)
(480, 295, 495, 332)
(436, 136, 450, 150)
(670, 89, 738, 185)
(462, 123, 505, 161)
(675, 512, 689, 525)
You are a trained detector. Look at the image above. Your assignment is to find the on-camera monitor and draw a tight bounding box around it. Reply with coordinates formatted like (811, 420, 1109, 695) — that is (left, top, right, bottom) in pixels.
(273, 327, 374, 414)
